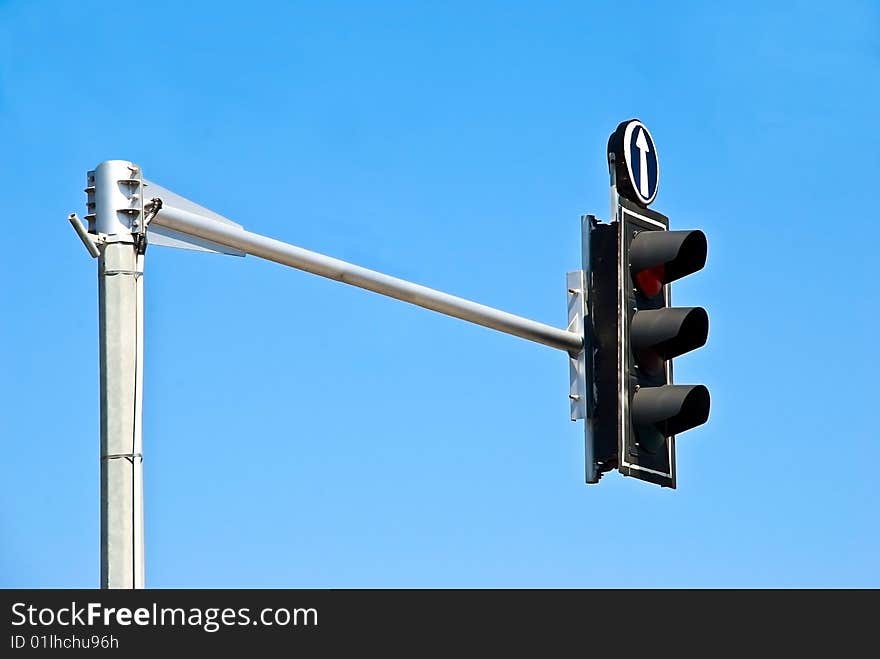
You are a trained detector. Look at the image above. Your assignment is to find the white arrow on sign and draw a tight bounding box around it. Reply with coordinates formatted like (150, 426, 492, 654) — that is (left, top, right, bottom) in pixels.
(635, 127, 650, 199)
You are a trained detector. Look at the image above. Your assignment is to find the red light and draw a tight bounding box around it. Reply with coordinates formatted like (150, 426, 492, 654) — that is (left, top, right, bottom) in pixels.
(634, 265, 666, 297)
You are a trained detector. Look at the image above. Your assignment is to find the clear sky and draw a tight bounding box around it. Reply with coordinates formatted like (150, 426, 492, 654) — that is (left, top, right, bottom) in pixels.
(1, 0, 877, 588)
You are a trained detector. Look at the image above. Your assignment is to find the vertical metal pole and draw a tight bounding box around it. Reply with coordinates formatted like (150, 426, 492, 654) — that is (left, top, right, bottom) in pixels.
(581, 216, 596, 484)
(93, 161, 145, 589)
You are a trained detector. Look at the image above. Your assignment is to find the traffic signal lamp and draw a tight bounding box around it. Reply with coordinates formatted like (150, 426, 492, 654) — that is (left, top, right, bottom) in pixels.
(589, 198, 710, 488)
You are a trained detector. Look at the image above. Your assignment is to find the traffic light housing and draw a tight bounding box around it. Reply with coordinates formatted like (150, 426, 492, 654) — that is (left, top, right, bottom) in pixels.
(589, 198, 710, 488)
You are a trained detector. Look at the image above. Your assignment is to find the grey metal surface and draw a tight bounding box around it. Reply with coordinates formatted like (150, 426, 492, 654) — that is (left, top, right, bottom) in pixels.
(92, 160, 141, 237)
(99, 241, 145, 589)
(150, 203, 583, 354)
(141, 179, 245, 256)
(68, 213, 100, 258)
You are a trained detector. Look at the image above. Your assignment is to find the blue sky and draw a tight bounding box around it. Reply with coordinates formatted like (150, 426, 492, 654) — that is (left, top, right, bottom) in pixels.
(1, 1, 877, 587)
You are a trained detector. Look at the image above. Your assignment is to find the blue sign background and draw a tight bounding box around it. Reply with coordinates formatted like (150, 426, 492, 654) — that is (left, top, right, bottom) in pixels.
(627, 124, 659, 203)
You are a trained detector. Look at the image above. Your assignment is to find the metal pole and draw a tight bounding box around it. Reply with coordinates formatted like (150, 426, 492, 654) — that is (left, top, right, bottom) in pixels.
(93, 161, 145, 588)
(579, 216, 597, 483)
(151, 205, 583, 355)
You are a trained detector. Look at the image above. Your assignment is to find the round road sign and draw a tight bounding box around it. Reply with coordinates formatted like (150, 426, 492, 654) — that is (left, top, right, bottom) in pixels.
(608, 119, 660, 207)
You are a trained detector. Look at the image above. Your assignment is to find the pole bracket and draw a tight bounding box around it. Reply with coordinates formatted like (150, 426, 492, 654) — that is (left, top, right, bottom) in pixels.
(567, 270, 587, 421)
(68, 213, 101, 258)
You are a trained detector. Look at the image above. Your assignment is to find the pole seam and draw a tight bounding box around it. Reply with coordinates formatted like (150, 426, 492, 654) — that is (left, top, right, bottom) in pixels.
(103, 269, 142, 277)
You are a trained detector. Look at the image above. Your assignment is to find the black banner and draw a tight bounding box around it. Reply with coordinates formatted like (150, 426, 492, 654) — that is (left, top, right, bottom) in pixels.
(0, 589, 871, 653)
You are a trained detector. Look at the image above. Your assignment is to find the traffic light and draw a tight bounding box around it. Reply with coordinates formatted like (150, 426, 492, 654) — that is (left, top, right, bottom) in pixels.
(586, 120, 710, 488)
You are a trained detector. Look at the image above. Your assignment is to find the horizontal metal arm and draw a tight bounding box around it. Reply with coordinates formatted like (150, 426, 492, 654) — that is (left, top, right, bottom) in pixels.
(151, 204, 583, 354)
